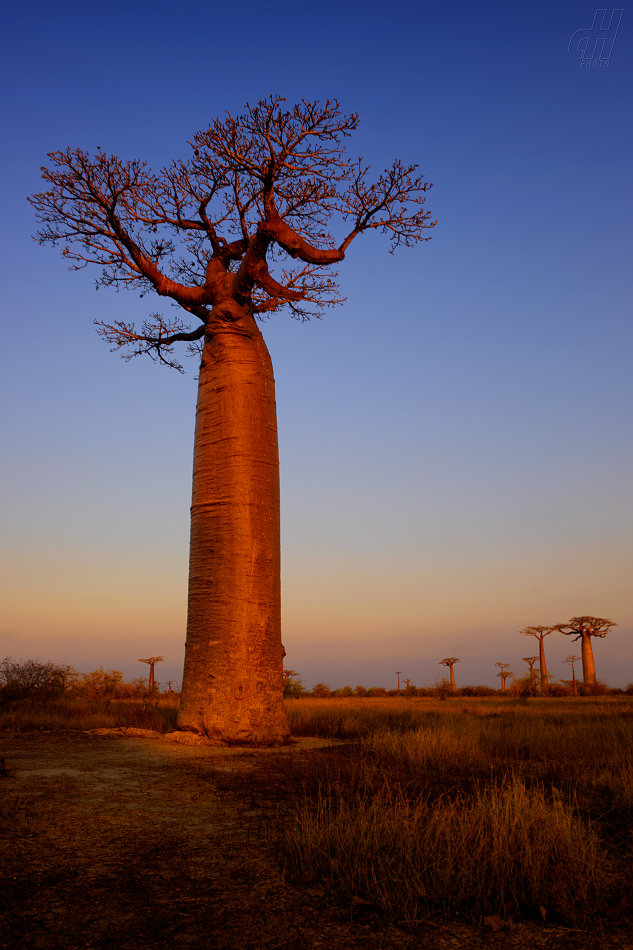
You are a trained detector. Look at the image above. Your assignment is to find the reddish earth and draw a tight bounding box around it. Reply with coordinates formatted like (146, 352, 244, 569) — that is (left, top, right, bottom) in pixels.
(1, 732, 631, 950)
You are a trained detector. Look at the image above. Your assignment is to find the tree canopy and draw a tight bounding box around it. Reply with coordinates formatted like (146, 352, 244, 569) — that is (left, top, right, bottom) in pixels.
(519, 625, 553, 641)
(30, 96, 435, 371)
(556, 616, 616, 640)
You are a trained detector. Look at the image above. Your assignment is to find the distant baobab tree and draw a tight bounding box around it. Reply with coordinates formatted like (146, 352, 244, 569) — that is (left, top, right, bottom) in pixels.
(520, 626, 552, 687)
(395, 671, 402, 692)
(30, 97, 434, 744)
(282, 669, 298, 685)
(164, 680, 179, 693)
(523, 657, 539, 694)
(495, 662, 512, 691)
(138, 656, 164, 691)
(556, 616, 616, 686)
(563, 655, 581, 696)
(439, 658, 460, 691)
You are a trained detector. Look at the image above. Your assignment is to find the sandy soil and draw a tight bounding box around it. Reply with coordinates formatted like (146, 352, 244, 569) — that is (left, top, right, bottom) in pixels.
(1, 731, 631, 950)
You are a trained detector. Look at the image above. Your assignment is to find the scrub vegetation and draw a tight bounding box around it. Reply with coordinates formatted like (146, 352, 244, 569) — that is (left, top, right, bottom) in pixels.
(0, 658, 179, 733)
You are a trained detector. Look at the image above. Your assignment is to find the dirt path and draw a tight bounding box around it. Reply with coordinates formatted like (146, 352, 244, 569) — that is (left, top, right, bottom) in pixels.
(1, 733, 630, 950)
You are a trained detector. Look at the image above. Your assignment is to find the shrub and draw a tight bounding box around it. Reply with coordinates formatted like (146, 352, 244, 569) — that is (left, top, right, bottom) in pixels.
(70, 667, 125, 701)
(579, 680, 609, 697)
(0, 657, 76, 702)
(460, 684, 497, 697)
(284, 675, 306, 699)
(310, 682, 332, 698)
(331, 685, 354, 697)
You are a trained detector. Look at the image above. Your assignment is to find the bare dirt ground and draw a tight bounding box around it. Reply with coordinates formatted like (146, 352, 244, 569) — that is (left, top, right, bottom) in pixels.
(1, 732, 631, 950)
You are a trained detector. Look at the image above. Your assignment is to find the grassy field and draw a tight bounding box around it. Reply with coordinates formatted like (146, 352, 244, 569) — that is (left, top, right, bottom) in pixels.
(0, 694, 180, 733)
(2, 693, 632, 930)
(264, 697, 632, 926)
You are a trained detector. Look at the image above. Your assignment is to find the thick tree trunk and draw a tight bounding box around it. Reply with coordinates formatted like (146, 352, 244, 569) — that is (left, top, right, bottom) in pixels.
(539, 639, 548, 688)
(177, 311, 289, 744)
(580, 633, 597, 686)
(449, 666, 455, 690)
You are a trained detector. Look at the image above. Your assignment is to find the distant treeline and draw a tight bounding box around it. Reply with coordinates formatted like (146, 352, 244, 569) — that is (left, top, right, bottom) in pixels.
(285, 678, 633, 699)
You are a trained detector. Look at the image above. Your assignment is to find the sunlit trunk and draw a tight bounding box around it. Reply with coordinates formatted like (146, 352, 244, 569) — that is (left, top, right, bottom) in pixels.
(178, 311, 289, 744)
(580, 633, 597, 686)
(449, 666, 455, 691)
(539, 638, 548, 688)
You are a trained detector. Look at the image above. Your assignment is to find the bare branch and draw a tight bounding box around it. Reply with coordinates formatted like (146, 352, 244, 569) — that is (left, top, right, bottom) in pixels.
(95, 314, 206, 372)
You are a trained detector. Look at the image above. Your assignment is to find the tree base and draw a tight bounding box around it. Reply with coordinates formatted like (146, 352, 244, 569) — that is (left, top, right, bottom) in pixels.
(176, 694, 290, 746)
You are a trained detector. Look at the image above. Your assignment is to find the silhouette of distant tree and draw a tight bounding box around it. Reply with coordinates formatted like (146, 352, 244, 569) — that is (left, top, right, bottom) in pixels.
(563, 655, 581, 696)
(138, 657, 164, 691)
(439, 658, 460, 691)
(495, 662, 512, 691)
(520, 626, 552, 687)
(523, 656, 539, 694)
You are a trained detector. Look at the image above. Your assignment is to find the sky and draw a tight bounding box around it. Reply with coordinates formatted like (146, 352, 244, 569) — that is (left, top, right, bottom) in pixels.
(0, 0, 631, 690)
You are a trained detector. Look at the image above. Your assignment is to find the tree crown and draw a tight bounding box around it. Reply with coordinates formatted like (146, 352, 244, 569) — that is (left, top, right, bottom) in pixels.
(519, 625, 553, 641)
(30, 96, 435, 370)
(556, 617, 616, 640)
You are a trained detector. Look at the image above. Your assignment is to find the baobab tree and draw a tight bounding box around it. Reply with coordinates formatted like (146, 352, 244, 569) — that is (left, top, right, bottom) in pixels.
(395, 672, 402, 693)
(30, 97, 434, 744)
(138, 656, 163, 691)
(495, 662, 512, 691)
(563, 655, 581, 696)
(519, 626, 552, 688)
(556, 616, 616, 686)
(439, 658, 459, 691)
(523, 656, 539, 694)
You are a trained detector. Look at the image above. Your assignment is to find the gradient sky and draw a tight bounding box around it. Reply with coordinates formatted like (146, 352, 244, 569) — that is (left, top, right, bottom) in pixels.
(1, 1, 631, 689)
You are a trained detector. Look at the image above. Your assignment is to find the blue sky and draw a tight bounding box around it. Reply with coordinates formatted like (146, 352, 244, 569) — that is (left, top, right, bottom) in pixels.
(1, 0, 631, 689)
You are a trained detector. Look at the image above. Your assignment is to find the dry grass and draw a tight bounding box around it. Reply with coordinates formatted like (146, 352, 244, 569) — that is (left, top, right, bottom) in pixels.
(281, 775, 606, 921)
(268, 698, 632, 924)
(0, 695, 179, 734)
